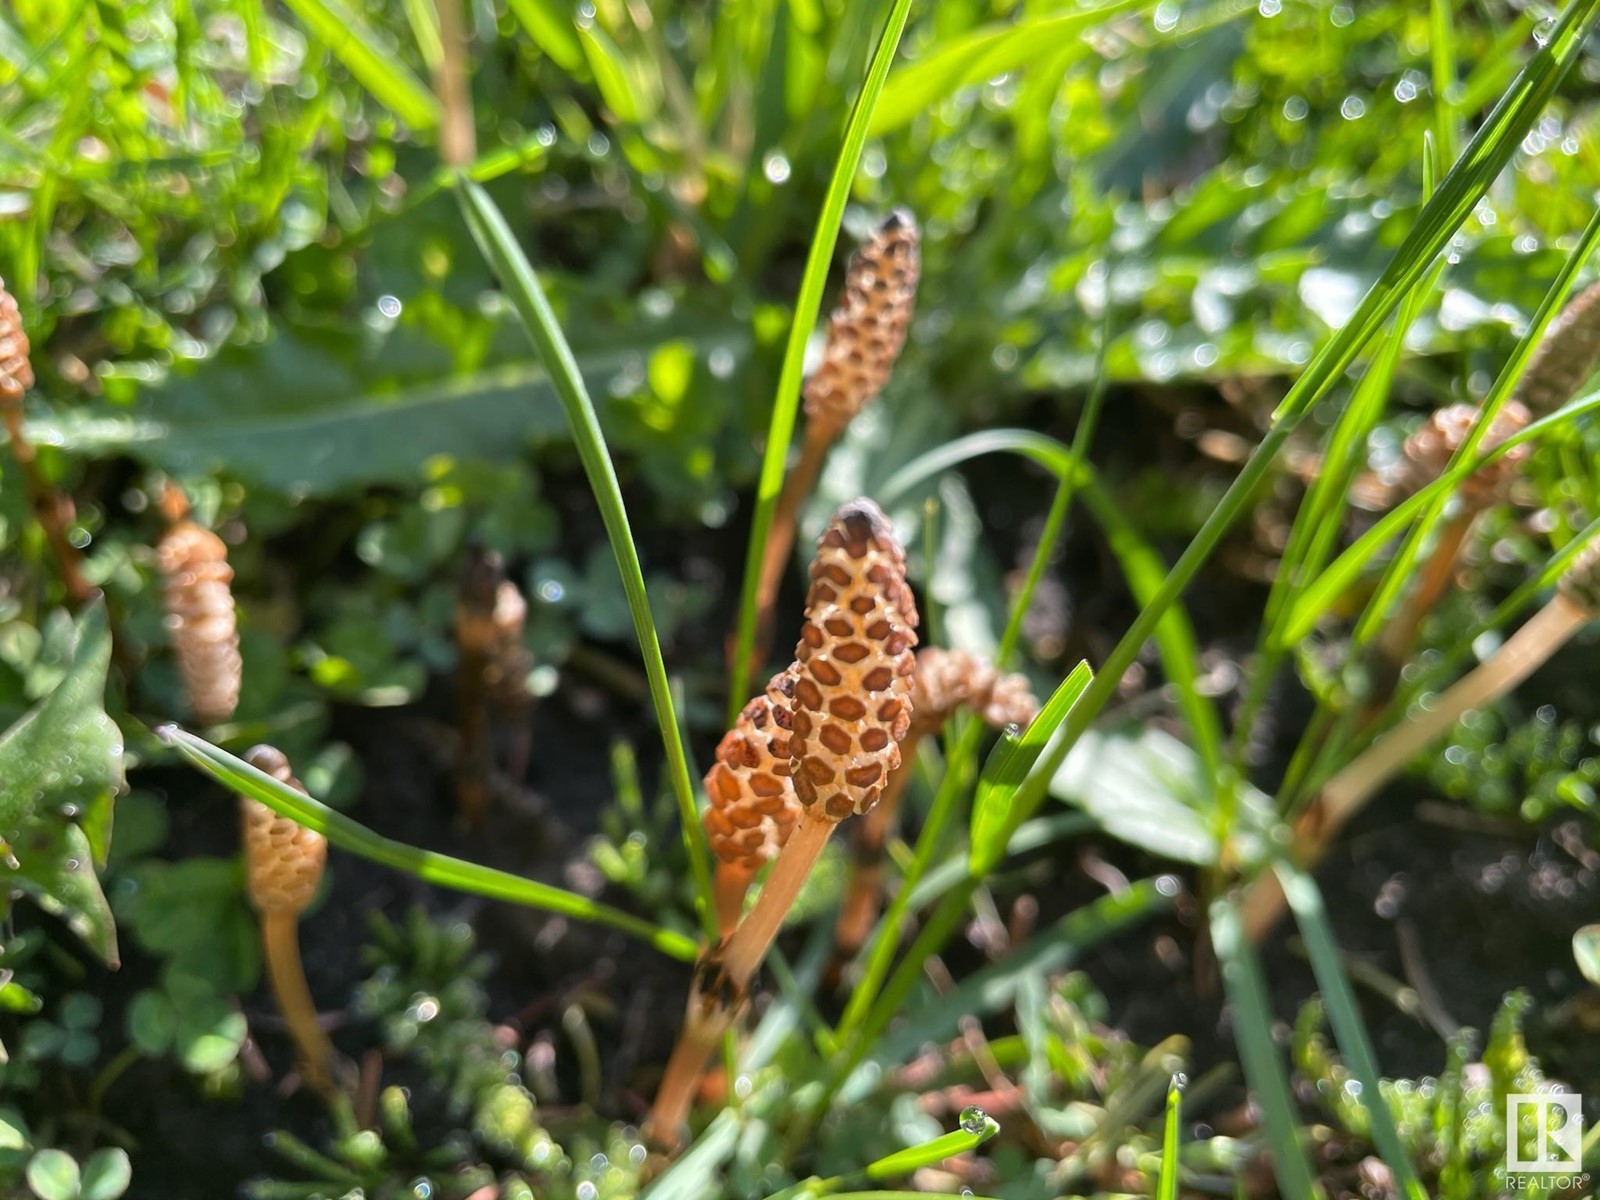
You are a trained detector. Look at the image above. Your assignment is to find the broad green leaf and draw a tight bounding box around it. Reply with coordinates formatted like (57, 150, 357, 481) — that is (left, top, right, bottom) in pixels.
(0, 604, 122, 965)
(1576, 925, 1600, 986)
(507, 0, 585, 72)
(126, 990, 177, 1057)
(1050, 727, 1273, 868)
(870, 0, 1151, 135)
(969, 661, 1092, 876)
(25, 1149, 79, 1200)
(281, 0, 440, 128)
(9, 825, 116, 967)
(78, 1148, 131, 1200)
(30, 325, 744, 499)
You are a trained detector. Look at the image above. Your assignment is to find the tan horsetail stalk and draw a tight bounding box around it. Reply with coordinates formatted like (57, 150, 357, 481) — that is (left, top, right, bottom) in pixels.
(647, 498, 918, 1149)
(241, 746, 335, 1097)
(455, 545, 534, 824)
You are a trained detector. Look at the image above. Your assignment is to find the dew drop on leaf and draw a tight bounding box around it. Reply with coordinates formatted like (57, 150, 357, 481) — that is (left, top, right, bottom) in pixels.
(959, 1104, 988, 1134)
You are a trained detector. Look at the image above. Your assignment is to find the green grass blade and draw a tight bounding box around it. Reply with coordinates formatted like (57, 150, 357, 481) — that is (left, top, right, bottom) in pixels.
(864, 1114, 1001, 1181)
(868, 0, 1149, 136)
(968, 662, 1093, 877)
(507, 0, 585, 72)
(1157, 1074, 1182, 1200)
(641, 1111, 741, 1200)
(1430, 0, 1461, 162)
(1210, 898, 1323, 1199)
(1277, 864, 1428, 1200)
(996, 294, 1114, 669)
(832, 881, 1170, 1110)
(281, 0, 440, 128)
(156, 725, 699, 963)
(456, 180, 717, 940)
(725, 0, 916, 719)
(1448, 514, 1600, 669)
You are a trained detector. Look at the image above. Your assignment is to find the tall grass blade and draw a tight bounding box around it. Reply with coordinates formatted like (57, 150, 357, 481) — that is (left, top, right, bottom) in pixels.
(969, 662, 1092, 876)
(863, 1113, 1000, 1180)
(868, 0, 1151, 135)
(456, 180, 718, 939)
(1157, 1074, 1182, 1200)
(1278, 865, 1428, 1200)
(157, 725, 699, 962)
(1210, 897, 1323, 1199)
(726, 0, 916, 718)
(282, 0, 440, 128)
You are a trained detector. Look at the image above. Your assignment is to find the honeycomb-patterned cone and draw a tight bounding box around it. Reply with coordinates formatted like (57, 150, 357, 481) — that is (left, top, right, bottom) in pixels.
(801, 210, 920, 436)
(240, 746, 327, 917)
(1559, 539, 1600, 615)
(0, 279, 33, 404)
(158, 521, 242, 726)
(979, 669, 1038, 731)
(1400, 402, 1530, 508)
(703, 665, 801, 870)
(910, 647, 1038, 736)
(909, 648, 998, 736)
(1517, 281, 1600, 415)
(789, 499, 920, 820)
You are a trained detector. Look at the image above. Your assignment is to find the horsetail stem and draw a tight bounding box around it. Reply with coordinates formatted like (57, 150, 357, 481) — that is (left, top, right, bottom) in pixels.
(157, 486, 242, 727)
(646, 498, 919, 1148)
(1245, 540, 1600, 941)
(455, 545, 534, 826)
(750, 212, 920, 665)
(0, 279, 93, 605)
(241, 745, 336, 1097)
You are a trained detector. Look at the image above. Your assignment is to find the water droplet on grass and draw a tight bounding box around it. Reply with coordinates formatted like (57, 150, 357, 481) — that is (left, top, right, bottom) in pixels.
(959, 1105, 988, 1134)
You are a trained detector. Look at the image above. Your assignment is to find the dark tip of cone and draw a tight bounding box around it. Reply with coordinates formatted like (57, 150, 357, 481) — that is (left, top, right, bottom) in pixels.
(880, 208, 916, 235)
